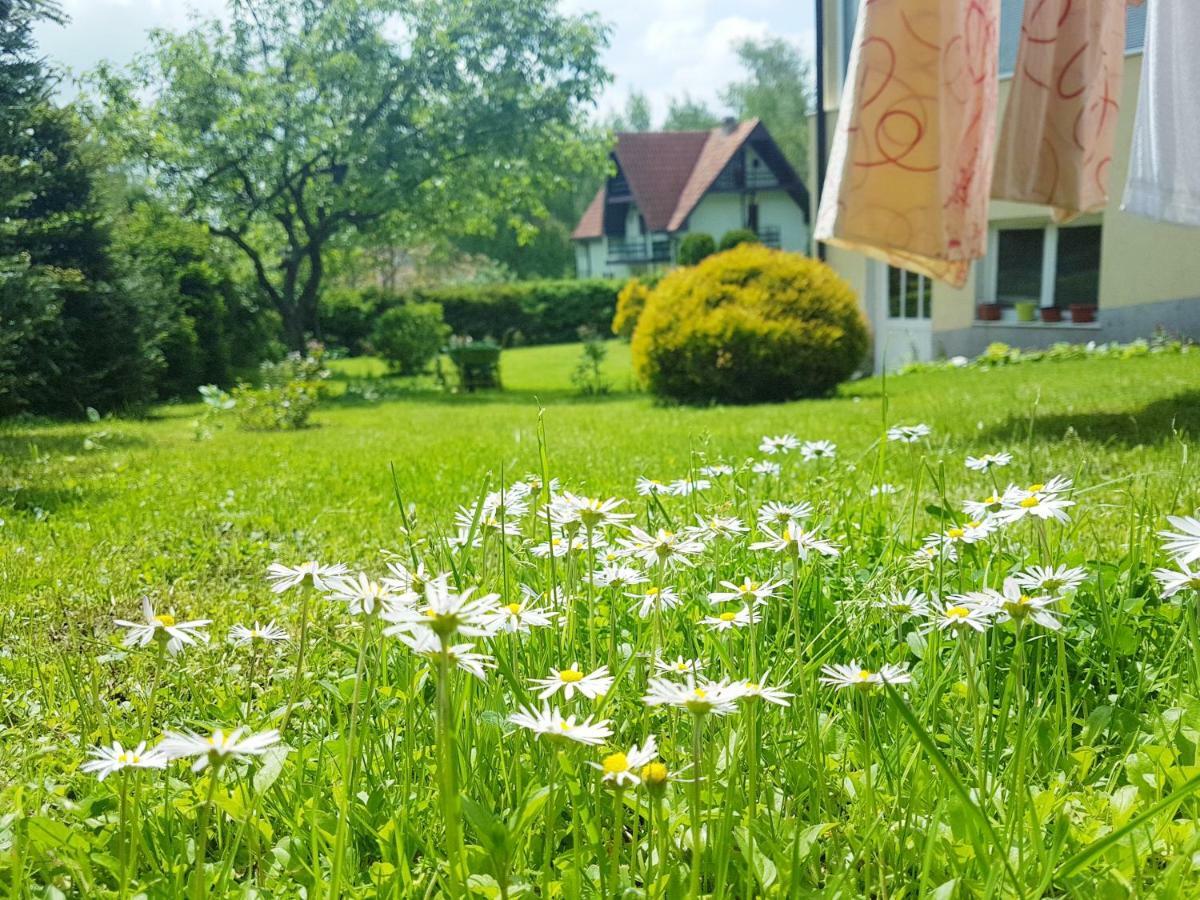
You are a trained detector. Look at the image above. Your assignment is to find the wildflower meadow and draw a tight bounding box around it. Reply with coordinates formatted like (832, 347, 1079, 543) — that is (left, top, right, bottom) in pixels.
(3, 347, 1200, 897)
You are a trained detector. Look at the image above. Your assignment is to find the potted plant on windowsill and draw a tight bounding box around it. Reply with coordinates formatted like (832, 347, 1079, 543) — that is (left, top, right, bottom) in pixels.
(977, 302, 1002, 321)
(1014, 300, 1038, 322)
(1069, 304, 1097, 324)
(1039, 306, 1062, 323)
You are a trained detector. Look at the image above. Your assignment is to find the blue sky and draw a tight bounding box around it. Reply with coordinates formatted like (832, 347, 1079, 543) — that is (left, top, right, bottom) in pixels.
(36, 0, 815, 122)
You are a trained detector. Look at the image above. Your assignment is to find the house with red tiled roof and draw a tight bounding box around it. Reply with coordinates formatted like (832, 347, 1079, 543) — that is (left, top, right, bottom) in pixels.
(571, 118, 811, 279)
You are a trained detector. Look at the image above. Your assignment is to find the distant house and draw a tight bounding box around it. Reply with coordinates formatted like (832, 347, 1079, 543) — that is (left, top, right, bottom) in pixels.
(813, 1, 1200, 371)
(571, 118, 810, 279)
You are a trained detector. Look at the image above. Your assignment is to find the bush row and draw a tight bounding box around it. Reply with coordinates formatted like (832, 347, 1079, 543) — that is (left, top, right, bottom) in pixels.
(321, 279, 623, 352)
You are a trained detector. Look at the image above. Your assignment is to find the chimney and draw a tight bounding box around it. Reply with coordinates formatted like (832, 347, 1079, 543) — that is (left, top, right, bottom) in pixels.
(721, 116, 738, 135)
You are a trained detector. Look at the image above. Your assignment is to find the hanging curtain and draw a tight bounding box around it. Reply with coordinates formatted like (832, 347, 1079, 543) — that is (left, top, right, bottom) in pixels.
(992, 0, 1127, 222)
(814, 0, 1000, 287)
(1123, 0, 1200, 226)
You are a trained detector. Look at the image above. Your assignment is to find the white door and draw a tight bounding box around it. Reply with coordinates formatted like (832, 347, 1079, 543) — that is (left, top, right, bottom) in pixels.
(871, 261, 933, 372)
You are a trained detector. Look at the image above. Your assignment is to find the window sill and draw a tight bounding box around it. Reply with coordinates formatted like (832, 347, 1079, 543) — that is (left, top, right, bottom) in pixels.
(972, 318, 1102, 330)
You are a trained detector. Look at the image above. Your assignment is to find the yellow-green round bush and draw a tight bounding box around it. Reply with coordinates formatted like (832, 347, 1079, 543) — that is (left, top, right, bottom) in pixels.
(632, 245, 868, 404)
(611, 277, 650, 339)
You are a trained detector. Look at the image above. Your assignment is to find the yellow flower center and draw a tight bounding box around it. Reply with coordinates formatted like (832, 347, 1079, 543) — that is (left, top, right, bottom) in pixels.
(984, 495, 999, 505)
(1027, 483, 1045, 492)
(1188, 576, 1200, 590)
(693, 688, 708, 699)
(1019, 497, 1039, 508)
(602, 752, 629, 775)
(946, 606, 971, 619)
(559, 669, 584, 683)
(745, 581, 758, 592)
(967, 521, 981, 529)
(646, 587, 660, 596)
(153, 614, 175, 627)
(1018, 595, 1032, 604)
(947, 528, 965, 539)
(505, 603, 522, 615)
(719, 612, 738, 622)
(558, 721, 571, 731)
(641, 762, 668, 784)
(745, 682, 760, 691)
(857, 670, 874, 681)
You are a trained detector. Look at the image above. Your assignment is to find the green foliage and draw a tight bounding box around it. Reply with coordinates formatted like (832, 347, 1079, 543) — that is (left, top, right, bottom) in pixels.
(718, 228, 761, 252)
(323, 279, 622, 350)
(231, 346, 330, 430)
(93, 0, 610, 349)
(632, 245, 868, 404)
(677, 232, 717, 266)
(0, 1, 157, 416)
(607, 90, 653, 133)
(371, 303, 449, 376)
(662, 94, 721, 130)
(721, 38, 812, 176)
(447, 338, 502, 391)
(612, 277, 651, 339)
(898, 334, 1193, 375)
(570, 327, 611, 396)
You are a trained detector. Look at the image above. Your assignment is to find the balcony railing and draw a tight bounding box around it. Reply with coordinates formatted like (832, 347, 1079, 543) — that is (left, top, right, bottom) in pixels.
(711, 170, 783, 191)
(757, 226, 781, 249)
(607, 238, 671, 264)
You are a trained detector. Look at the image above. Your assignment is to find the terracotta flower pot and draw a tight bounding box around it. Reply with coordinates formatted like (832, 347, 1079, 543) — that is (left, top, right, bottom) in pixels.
(1069, 304, 1097, 324)
(977, 303, 1002, 321)
(1039, 307, 1063, 323)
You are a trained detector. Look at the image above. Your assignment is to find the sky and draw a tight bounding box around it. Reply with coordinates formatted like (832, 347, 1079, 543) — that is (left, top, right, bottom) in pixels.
(35, 0, 815, 122)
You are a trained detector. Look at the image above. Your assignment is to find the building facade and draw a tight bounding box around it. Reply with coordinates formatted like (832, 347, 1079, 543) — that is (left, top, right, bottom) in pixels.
(572, 119, 810, 280)
(814, 1, 1200, 371)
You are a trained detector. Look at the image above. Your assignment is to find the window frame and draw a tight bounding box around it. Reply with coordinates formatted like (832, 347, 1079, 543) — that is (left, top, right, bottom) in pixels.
(886, 266, 932, 322)
(980, 219, 1102, 315)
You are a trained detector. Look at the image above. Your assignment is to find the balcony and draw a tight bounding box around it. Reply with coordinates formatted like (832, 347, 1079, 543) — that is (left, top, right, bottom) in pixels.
(607, 238, 672, 264)
(757, 226, 781, 249)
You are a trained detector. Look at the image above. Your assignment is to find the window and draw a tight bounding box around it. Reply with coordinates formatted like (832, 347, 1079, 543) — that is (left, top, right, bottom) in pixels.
(985, 223, 1102, 313)
(887, 266, 931, 320)
(995, 229, 1044, 305)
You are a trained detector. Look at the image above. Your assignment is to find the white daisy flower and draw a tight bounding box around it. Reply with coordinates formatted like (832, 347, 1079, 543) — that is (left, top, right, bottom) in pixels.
(635, 477, 672, 496)
(484, 600, 557, 634)
(698, 464, 734, 478)
(267, 561, 349, 593)
(394, 629, 495, 681)
(925, 597, 994, 635)
(559, 492, 634, 531)
(643, 676, 746, 716)
(668, 478, 711, 497)
(996, 492, 1075, 524)
(819, 661, 912, 691)
(451, 507, 522, 547)
(228, 621, 289, 646)
(618, 526, 706, 569)
(654, 656, 705, 677)
(750, 524, 839, 559)
(751, 460, 781, 477)
(873, 588, 931, 620)
(593, 735, 658, 788)
(759, 434, 800, 455)
(909, 543, 957, 569)
(509, 705, 613, 746)
(800, 440, 836, 461)
(1161, 514, 1200, 564)
(708, 577, 784, 607)
(870, 483, 899, 497)
(962, 494, 1005, 519)
(734, 672, 792, 706)
(1012, 564, 1087, 596)
(628, 585, 682, 619)
(592, 563, 648, 589)
(701, 605, 759, 631)
(757, 501, 813, 530)
(686, 514, 749, 542)
(887, 423, 931, 444)
(327, 572, 403, 618)
(159, 727, 281, 772)
(531, 663, 614, 701)
(115, 597, 211, 657)
(383, 576, 500, 639)
(974, 579, 1062, 631)
(924, 519, 994, 549)
(81, 741, 168, 781)
(1154, 560, 1200, 599)
(382, 560, 437, 594)
(965, 452, 1012, 472)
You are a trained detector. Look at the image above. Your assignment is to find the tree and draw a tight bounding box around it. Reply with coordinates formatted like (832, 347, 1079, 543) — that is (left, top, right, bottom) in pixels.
(662, 93, 721, 131)
(95, 0, 609, 349)
(1, 0, 158, 415)
(721, 37, 812, 175)
(607, 90, 652, 133)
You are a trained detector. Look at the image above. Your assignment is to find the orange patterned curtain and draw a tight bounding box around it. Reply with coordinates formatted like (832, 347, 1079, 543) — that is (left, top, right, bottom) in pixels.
(992, 0, 1127, 222)
(815, 0, 1000, 288)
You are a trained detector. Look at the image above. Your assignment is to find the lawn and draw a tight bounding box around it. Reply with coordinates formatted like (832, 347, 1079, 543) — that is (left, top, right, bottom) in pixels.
(2, 342, 1199, 896)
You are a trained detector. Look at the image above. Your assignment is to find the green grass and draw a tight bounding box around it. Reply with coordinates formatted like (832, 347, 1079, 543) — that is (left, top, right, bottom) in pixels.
(2, 343, 1199, 896)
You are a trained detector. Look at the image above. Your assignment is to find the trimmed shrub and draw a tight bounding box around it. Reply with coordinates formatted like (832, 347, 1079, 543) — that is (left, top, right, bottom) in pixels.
(718, 228, 761, 251)
(632, 245, 868, 405)
(612, 278, 651, 338)
(372, 303, 449, 375)
(677, 232, 716, 266)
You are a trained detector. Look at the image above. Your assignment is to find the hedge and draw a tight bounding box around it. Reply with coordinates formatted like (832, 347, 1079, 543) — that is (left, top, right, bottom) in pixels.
(320, 279, 622, 352)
